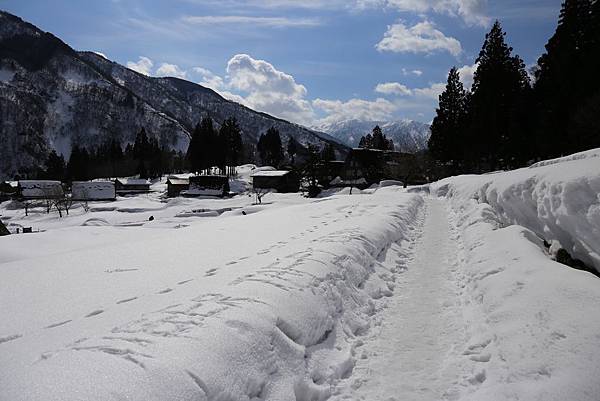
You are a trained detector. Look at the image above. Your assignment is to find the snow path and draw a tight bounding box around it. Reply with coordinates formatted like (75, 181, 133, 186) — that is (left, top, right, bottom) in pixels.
(336, 198, 467, 400)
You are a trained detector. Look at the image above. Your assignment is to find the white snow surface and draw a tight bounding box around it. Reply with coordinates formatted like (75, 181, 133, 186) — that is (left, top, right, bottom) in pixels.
(2, 152, 600, 401)
(0, 185, 423, 401)
(432, 148, 600, 271)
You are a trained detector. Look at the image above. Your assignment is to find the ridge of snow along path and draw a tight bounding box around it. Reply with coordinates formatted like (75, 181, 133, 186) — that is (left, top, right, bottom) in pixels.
(0, 188, 425, 401)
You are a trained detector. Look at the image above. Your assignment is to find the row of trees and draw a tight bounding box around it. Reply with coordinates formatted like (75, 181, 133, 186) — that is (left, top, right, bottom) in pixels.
(429, 0, 600, 173)
(36, 116, 336, 182)
(187, 117, 244, 176)
(38, 129, 185, 182)
(358, 126, 395, 151)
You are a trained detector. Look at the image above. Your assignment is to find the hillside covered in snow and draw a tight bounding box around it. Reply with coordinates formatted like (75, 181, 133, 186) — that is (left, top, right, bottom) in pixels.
(0, 11, 344, 179)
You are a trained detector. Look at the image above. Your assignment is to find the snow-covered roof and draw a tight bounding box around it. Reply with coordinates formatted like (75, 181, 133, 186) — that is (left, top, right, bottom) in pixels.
(18, 180, 64, 198)
(115, 178, 150, 186)
(72, 181, 116, 200)
(251, 170, 291, 177)
(167, 177, 189, 185)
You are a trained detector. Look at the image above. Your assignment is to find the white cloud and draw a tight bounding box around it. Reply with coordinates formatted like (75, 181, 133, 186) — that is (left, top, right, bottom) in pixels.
(357, 0, 490, 26)
(182, 15, 320, 27)
(376, 21, 462, 57)
(192, 67, 225, 91)
(126, 56, 154, 76)
(156, 63, 187, 79)
(313, 98, 398, 125)
(375, 82, 413, 96)
(412, 82, 446, 99)
(225, 54, 315, 124)
(457, 63, 477, 89)
(402, 68, 423, 76)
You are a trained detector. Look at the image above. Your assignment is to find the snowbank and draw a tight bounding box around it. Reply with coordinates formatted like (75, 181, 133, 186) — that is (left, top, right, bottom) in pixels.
(428, 154, 600, 400)
(432, 149, 600, 271)
(0, 189, 423, 401)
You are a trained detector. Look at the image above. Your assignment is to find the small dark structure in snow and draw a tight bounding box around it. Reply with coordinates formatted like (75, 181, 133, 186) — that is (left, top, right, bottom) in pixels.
(0, 181, 18, 201)
(114, 178, 150, 195)
(252, 170, 299, 193)
(72, 181, 116, 201)
(184, 175, 230, 197)
(17, 180, 64, 200)
(0, 219, 9, 236)
(166, 177, 190, 197)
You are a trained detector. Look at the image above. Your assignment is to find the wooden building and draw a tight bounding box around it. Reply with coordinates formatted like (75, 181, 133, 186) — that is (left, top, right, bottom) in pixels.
(183, 175, 230, 197)
(17, 180, 64, 200)
(72, 181, 116, 201)
(166, 177, 190, 197)
(114, 178, 151, 195)
(252, 170, 299, 193)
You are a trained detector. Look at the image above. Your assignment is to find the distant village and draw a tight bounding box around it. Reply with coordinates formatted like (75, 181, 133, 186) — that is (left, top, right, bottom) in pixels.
(0, 124, 426, 219)
(0, 147, 422, 208)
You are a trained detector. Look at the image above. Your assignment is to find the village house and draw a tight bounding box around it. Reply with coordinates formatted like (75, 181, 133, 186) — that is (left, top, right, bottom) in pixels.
(114, 178, 151, 195)
(183, 175, 230, 197)
(71, 181, 116, 201)
(17, 180, 64, 200)
(251, 170, 300, 193)
(166, 177, 190, 197)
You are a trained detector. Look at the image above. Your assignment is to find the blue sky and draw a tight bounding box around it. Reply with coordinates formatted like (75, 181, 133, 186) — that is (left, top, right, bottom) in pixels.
(1, 0, 561, 126)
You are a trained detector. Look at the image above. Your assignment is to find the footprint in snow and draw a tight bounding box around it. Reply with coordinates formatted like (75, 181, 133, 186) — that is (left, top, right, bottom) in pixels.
(116, 297, 138, 304)
(177, 279, 194, 285)
(158, 288, 173, 294)
(85, 310, 104, 318)
(0, 334, 22, 344)
(45, 320, 72, 329)
(205, 269, 218, 277)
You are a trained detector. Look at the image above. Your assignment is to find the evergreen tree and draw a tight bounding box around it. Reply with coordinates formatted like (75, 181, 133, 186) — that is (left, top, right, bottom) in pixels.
(359, 126, 395, 151)
(321, 143, 336, 161)
(468, 21, 530, 170)
(45, 150, 66, 180)
(67, 145, 90, 181)
(429, 67, 469, 172)
(257, 127, 284, 167)
(187, 116, 216, 174)
(287, 137, 298, 165)
(219, 117, 243, 176)
(535, 0, 598, 157)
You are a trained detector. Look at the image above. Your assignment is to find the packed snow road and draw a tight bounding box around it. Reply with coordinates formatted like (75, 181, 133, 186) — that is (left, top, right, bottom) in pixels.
(333, 198, 468, 400)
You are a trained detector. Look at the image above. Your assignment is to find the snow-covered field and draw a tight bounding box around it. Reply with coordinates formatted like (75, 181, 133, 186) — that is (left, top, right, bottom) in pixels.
(1, 153, 600, 401)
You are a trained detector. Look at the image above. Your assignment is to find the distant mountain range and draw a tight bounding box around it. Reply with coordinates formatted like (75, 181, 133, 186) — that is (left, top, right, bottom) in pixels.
(314, 119, 431, 153)
(0, 11, 346, 179)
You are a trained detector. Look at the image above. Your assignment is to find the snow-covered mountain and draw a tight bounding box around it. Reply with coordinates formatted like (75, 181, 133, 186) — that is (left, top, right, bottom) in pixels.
(315, 119, 431, 153)
(0, 11, 345, 179)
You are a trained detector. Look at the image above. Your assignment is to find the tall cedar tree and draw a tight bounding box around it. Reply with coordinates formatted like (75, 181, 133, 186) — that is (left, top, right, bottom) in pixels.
(67, 145, 90, 181)
(219, 117, 243, 176)
(257, 127, 284, 167)
(287, 137, 298, 165)
(321, 143, 336, 161)
(44, 150, 66, 180)
(429, 67, 469, 172)
(535, 0, 599, 157)
(468, 21, 530, 170)
(187, 116, 216, 174)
